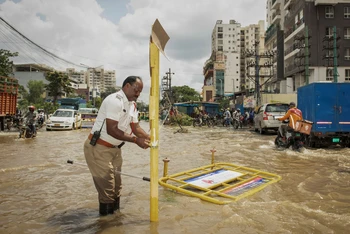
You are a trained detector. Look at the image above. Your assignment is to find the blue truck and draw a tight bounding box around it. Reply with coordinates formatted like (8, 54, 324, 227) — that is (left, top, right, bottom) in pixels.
(297, 83, 350, 148)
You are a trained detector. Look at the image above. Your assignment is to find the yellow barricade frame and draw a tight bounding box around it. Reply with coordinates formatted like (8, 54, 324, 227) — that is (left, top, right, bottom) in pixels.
(159, 162, 282, 205)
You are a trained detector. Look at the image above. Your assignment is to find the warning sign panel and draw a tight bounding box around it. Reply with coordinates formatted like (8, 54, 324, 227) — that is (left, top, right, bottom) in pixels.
(184, 169, 242, 188)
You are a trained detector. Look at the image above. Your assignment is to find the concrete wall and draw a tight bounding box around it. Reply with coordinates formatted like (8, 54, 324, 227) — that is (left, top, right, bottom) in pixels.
(260, 93, 297, 105)
(14, 71, 47, 90)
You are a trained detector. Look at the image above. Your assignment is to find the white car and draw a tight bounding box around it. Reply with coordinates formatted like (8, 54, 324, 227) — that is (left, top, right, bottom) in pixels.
(46, 109, 82, 131)
(254, 103, 289, 134)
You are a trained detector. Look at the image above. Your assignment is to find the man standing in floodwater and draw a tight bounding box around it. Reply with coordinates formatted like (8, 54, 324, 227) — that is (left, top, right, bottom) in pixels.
(84, 76, 150, 216)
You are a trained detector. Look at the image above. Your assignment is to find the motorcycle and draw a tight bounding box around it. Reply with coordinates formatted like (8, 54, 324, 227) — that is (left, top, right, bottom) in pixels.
(193, 114, 214, 127)
(6, 115, 23, 131)
(274, 120, 304, 151)
(19, 121, 36, 139)
(36, 115, 45, 129)
(231, 115, 243, 129)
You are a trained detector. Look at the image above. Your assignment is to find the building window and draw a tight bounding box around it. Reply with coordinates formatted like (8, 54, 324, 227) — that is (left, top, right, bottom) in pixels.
(326, 50, 334, 58)
(218, 27, 223, 32)
(345, 7, 350, 18)
(326, 69, 334, 81)
(218, 46, 223, 51)
(326, 27, 333, 38)
(325, 6, 334, 18)
(345, 48, 350, 60)
(345, 69, 350, 81)
(218, 40, 223, 44)
(345, 28, 350, 39)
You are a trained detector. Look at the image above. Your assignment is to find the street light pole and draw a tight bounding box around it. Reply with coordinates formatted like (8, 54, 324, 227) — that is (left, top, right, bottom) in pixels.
(232, 79, 234, 96)
(219, 79, 223, 96)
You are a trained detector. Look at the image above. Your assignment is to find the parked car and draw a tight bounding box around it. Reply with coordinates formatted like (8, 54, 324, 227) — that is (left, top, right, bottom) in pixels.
(254, 103, 289, 134)
(46, 109, 82, 131)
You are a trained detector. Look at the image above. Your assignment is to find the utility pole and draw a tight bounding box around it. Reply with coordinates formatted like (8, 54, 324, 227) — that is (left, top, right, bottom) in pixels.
(165, 68, 174, 94)
(92, 68, 96, 107)
(254, 41, 260, 106)
(294, 28, 311, 86)
(305, 26, 310, 85)
(321, 26, 340, 83)
(244, 41, 275, 107)
(161, 68, 175, 104)
(333, 26, 339, 83)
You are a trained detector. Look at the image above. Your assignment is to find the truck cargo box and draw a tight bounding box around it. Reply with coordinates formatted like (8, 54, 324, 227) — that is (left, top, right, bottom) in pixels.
(0, 76, 18, 116)
(297, 83, 350, 147)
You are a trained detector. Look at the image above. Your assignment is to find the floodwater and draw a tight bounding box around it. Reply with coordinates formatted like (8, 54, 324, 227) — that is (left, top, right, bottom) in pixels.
(0, 122, 349, 234)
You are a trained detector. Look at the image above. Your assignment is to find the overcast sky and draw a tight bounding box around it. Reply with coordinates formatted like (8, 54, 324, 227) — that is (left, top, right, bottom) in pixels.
(0, 0, 266, 103)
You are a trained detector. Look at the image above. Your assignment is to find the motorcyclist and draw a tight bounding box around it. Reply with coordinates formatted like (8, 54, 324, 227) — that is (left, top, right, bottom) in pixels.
(194, 107, 203, 125)
(277, 102, 303, 141)
(37, 109, 45, 126)
(224, 108, 231, 126)
(24, 105, 37, 136)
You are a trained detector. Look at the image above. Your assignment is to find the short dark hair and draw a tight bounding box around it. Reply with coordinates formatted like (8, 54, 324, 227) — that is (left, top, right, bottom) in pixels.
(122, 76, 142, 87)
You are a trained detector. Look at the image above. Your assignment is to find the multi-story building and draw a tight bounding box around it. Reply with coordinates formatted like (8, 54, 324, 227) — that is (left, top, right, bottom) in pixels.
(203, 20, 241, 101)
(102, 70, 116, 92)
(240, 21, 267, 92)
(202, 20, 267, 102)
(13, 63, 54, 90)
(265, 0, 286, 93)
(266, 0, 350, 93)
(86, 67, 116, 93)
(66, 68, 86, 84)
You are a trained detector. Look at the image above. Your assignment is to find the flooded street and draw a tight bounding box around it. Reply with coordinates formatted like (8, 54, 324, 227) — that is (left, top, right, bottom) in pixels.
(0, 122, 350, 234)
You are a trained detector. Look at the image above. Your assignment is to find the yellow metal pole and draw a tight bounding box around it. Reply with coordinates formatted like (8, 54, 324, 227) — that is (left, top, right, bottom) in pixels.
(149, 39, 160, 222)
(210, 148, 216, 169)
(162, 158, 170, 177)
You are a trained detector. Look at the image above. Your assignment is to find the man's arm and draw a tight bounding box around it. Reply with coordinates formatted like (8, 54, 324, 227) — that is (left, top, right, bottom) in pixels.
(131, 122, 150, 139)
(106, 118, 150, 148)
(278, 110, 291, 121)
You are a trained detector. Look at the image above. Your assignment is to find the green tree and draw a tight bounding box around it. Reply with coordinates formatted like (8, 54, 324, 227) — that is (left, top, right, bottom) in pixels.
(101, 87, 119, 100)
(45, 71, 74, 104)
(0, 49, 18, 77)
(27, 80, 45, 104)
(171, 86, 201, 103)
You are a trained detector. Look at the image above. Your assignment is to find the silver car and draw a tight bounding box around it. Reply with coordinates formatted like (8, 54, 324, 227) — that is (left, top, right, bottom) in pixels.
(254, 103, 289, 134)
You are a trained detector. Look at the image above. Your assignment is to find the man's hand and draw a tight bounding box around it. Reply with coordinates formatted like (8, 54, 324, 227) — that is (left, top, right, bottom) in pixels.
(135, 137, 151, 149)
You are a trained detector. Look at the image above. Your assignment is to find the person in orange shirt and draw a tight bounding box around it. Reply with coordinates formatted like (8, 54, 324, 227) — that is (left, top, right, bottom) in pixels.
(277, 102, 303, 140)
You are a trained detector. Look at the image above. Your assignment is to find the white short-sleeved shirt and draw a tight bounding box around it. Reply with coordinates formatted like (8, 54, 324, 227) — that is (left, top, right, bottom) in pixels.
(90, 90, 139, 145)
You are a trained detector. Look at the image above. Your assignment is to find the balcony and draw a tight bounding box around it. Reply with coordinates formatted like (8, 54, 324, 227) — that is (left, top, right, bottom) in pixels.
(284, 44, 300, 60)
(271, 0, 281, 10)
(284, 64, 304, 77)
(315, 0, 339, 5)
(265, 24, 279, 43)
(271, 10, 281, 24)
(284, 0, 294, 10)
(204, 68, 214, 79)
(284, 18, 305, 43)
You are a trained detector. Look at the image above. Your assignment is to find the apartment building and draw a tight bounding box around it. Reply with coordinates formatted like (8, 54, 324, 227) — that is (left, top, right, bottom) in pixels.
(266, 0, 350, 93)
(66, 68, 86, 84)
(240, 21, 267, 92)
(86, 67, 116, 93)
(203, 20, 241, 101)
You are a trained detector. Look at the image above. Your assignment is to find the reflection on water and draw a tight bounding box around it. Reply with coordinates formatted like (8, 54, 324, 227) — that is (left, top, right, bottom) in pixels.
(0, 123, 349, 234)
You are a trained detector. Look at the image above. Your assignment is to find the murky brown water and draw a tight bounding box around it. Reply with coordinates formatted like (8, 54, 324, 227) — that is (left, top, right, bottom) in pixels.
(1, 123, 350, 234)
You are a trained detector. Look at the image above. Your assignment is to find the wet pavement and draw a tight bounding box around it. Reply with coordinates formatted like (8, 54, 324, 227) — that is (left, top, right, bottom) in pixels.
(0, 123, 349, 234)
